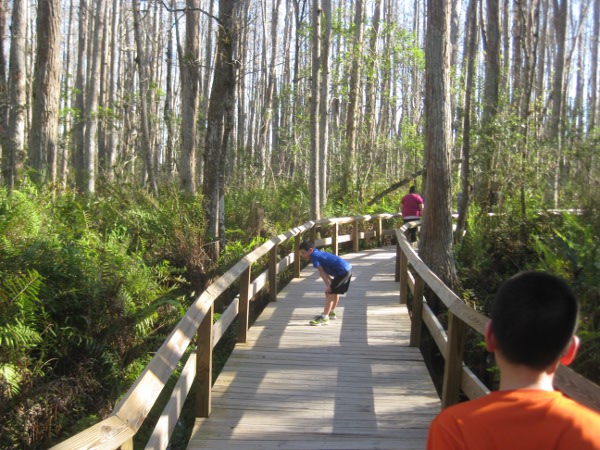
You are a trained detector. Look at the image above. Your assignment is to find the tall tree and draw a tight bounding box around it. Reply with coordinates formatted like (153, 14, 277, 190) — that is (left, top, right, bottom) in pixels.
(82, 0, 106, 194)
(319, 0, 332, 208)
(28, 0, 62, 186)
(1, 0, 28, 190)
(550, 0, 568, 207)
(132, 0, 158, 194)
(455, 0, 478, 242)
(479, 0, 501, 208)
(310, 0, 322, 220)
(73, 0, 88, 191)
(180, 0, 201, 194)
(203, 0, 237, 256)
(343, 0, 364, 196)
(590, 0, 600, 132)
(420, 0, 458, 288)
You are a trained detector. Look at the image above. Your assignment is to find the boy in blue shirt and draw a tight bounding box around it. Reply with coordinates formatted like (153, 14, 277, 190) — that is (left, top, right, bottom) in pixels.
(299, 241, 352, 325)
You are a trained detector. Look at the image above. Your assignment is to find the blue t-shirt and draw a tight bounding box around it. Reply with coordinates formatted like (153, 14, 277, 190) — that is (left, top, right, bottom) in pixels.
(310, 249, 352, 277)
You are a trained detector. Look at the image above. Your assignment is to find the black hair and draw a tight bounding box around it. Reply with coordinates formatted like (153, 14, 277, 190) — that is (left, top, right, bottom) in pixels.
(491, 271, 579, 370)
(409, 186, 416, 194)
(299, 240, 315, 251)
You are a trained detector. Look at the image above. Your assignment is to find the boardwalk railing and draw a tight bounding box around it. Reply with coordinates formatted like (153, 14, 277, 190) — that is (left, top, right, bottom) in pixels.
(395, 222, 600, 412)
(51, 213, 401, 450)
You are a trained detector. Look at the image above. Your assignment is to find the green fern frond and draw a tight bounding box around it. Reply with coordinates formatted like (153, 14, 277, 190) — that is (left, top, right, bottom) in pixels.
(0, 321, 43, 348)
(0, 363, 23, 398)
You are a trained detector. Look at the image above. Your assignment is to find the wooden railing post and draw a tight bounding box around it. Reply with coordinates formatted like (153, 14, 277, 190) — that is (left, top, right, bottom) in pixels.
(409, 274, 424, 347)
(441, 312, 467, 408)
(269, 244, 278, 302)
(399, 250, 408, 304)
(238, 265, 251, 344)
(395, 242, 401, 282)
(353, 219, 360, 252)
(196, 303, 213, 418)
(332, 222, 339, 255)
(294, 235, 301, 278)
(376, 217, 383, 247)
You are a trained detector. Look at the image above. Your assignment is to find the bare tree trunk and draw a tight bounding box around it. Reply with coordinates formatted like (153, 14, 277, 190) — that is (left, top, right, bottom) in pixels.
(81, 0, 106, 195)
(310, 0, 321, 220)
(590, 0, 600, 132)
(455, 0, 478, 242)
(550, 0, 568, 207)
(2, 0, 28, 190)
(479, 0, 501, 208)
(132, 0, 158, 194)
(319, 0, 331, 208)
(180, 0, 200, 194)
(343, 0, 363, 196)
(204, 0, 237, 257)
(421, 0, 458, 289)
(106, 0, 121, 183)
(28, 0, 62, 186)
(73, 0, 88, 191)
(163, 0, 175, 177)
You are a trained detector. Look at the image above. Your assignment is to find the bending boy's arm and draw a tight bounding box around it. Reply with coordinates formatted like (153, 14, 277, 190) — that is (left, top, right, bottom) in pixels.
(317, 266, 331, 287)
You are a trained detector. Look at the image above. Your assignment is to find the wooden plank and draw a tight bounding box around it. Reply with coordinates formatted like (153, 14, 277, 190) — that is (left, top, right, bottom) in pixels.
(188, 247, 440, 449)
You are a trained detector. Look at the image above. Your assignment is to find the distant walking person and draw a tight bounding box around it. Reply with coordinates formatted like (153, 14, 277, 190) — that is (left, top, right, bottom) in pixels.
(299, 241, 352, 326)
(401, 186, 424, 243)
(426, 271, 600, 450)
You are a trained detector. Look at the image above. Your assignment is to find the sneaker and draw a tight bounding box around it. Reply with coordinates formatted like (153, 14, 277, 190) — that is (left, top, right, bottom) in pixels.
(328, 311, 337, 320)
(309, 315, 329, 326)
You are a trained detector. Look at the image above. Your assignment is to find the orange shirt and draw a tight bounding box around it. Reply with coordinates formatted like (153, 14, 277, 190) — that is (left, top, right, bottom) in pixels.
(427, 390, 600, 450)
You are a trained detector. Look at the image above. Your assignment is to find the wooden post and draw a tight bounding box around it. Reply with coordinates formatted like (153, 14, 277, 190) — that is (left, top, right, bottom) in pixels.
(353, 219, 359, 252)
(409, 274, 424, 347)
(376, 217, 383, 246)
(442, 312, 467, 408)
(238, 265, 251, 344)
(332, 222, 339, 255)
(395, 242, 401, 282)
(196, 303, 213, 418)
(269, 244, 278, 302)
(121, 439, 133, 450)
(399, 250, 408, 304)
(294, 235, 301, 278)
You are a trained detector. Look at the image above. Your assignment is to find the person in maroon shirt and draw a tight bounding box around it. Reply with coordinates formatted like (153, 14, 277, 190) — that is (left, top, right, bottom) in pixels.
(400, 186, 424, 243)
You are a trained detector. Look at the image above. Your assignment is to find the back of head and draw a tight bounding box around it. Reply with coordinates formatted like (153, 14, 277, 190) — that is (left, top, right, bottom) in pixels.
(299, 240, 315, 251)
(409, 186, 416, 194)
(491, 271, 579, 370)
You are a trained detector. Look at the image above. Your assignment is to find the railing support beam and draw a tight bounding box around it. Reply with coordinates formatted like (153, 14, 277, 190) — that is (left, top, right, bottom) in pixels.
(238, 265, 251, 343)
(409, 275, 424, 346)
(269, 244, 278, 302)
(441, 312, 467, 408)
(196, 303, 214, 418)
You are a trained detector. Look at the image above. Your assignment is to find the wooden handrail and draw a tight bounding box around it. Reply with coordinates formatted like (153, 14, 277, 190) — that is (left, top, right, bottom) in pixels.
(50, 213, 401, 450)
(395, 222, 600, 412)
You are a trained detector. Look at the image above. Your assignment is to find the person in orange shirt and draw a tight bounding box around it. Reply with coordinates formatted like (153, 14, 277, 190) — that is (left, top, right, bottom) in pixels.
(426, 271, 600, 450)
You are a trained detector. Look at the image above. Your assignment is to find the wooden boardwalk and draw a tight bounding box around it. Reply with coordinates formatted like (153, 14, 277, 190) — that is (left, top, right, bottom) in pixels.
(188, 246, 441, 449)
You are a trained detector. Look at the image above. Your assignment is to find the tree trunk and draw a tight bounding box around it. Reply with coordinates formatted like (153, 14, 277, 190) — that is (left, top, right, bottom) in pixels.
(550, 0, 568, 207)
(106, 0, 121, 183)
(455, 0, 478, 243)
(2, 0, 28, 190)
(28, 0, 62, 186)
(590, 0, 599, 132)
(180, 0, 200, 194)
(73, 0, 88, 191)
(421, 0, 458, 289)
(132, 0, 158, 194)
(479, 0, 501, 208)
(343, 0, 364, 196)
(319, 0, 331, 208)
(82, 0, 106, 195)
(310, 0, 321, 220)
(203, 0, 237, 257)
